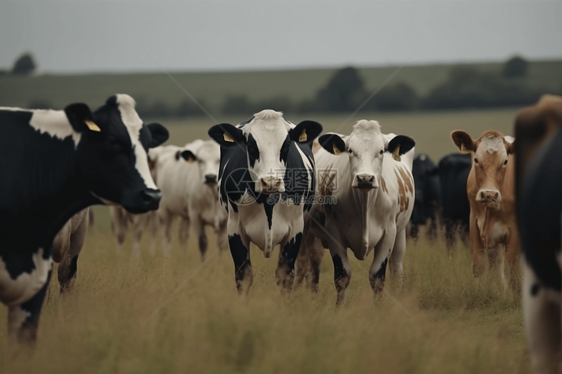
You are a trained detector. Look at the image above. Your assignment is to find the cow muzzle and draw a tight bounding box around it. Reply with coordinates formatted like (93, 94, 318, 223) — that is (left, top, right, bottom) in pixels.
(476, 189, 501, 209)
(122, 189, 163, 214)
(353, 173, 378, 190)
(205, 174, 218, 184)
(260, 176, 285, 194)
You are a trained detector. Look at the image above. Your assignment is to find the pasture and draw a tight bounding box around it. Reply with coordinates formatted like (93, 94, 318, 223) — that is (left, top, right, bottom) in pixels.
(0, 109, 529, 373)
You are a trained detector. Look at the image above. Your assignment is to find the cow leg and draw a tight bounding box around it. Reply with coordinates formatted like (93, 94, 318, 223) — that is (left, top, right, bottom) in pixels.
(505, 225, 521, 289)
(389, 228, 406, 286)
(131, 215, 145, 259)
(295, 224, 323, 292)
(178, 217, 190, 247)
(58, 213, 89, 293)
(193, 218, 208, 259)
(229, 233, 253, 294)
(8, 270, 52, 348)
(469, 213, 485, 279)
(216, 219, 228, 254)
(276, 233, 303, 291)
(444, 219, 456, 250)
(409, 223, 419, 240)
(110, 207, 128, 254)
(327, 232, 350, 305)
(370, 227, 397, 296)
(488, 245, 508, 291)
(148, 212, 159, 255)
(159, 211, 173, 258)
(522, 259, 561, 374)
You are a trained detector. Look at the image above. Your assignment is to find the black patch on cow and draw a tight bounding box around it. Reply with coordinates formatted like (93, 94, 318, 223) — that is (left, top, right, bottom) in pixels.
(519, 126, 562, 291)
(279, 136, 291, 164)
(411, 154, 441, 226)
(228, 234, 252, 293)
(332, 255, 347, 282)
(531, 283, 540, 296)
(238, 117, 254, 129)
(371, 258, 388, 283)
(279, 233, 303, 268)
(16, 269, 52, 343)
(247, 133, 260, 168)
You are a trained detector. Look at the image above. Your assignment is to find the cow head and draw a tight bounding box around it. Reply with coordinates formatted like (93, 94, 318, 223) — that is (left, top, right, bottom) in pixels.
(178, 140, 221, 185)
(64, 94, 168, 214)
(451, 130, 515, 210)
(209, 110, 322, 195)
(318, 120, 415, 191)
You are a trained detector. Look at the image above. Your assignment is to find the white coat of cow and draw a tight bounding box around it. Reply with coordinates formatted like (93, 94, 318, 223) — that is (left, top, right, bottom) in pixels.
(297, 120, 415, 304)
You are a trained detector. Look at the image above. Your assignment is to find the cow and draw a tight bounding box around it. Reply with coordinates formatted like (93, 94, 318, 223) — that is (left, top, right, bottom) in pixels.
(296, 120, 416, 305)
(409, 154, 441, 240)
(438, 153, 471, 248)
(515, 94, 562, 373)
(52, 208, 91, 293)
(208, 110, 322, 293)
(0, 94, 168, 346)
(450, 129, 518, 288)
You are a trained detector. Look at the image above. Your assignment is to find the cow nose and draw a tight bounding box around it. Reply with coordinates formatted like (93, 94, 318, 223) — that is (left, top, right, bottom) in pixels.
(205, 174, 217, 184)
(477, 189, 501, 204)
(355, 173, 377, 189)
(260, 176, 284, 193)
(141, 189, 162, 207)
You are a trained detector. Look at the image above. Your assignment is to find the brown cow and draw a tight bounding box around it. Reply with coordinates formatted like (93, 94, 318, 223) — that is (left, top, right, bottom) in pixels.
(451, 130, 518, 287)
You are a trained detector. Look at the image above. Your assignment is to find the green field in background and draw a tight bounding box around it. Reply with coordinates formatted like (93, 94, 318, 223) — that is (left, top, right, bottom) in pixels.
(1, 59, 560, 112)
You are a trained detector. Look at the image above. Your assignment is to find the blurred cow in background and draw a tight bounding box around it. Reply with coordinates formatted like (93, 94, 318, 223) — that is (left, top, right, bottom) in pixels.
(516, 94, 562, 374)
(409, 154, 441, 240)
(438, 153, 471, 249)
(154, 140, 227, 258)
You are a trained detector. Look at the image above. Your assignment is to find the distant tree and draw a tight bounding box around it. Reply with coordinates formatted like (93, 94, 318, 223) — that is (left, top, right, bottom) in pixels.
(365, 82, 418, 112)
(11, 53, 36, 75)
(28, 99, 54, 109)
(503, 56, 528, 78)
(221, 95, 253, 115)
(316, 66, 365, 112)
(256, 96, 293, 113)
(0, 69, 8, 77)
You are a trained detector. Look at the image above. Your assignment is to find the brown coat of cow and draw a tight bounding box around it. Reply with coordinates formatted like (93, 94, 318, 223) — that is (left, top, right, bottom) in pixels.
(451, 130, 519, 286)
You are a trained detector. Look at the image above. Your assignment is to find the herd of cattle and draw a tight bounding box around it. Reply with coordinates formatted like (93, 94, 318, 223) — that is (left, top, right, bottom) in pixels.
(0, 93, 561, 372)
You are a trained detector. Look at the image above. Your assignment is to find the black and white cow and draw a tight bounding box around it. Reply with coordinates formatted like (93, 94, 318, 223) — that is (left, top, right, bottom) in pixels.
(409, 154, 441, 240)
(0, 94, 168, 346)
(208, 110, 322, 293)
(438, 153, 471, 248)
(516, 94, 562, 373)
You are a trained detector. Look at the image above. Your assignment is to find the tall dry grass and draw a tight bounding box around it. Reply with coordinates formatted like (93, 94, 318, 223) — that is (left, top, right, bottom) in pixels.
(0, 215, 530, 374)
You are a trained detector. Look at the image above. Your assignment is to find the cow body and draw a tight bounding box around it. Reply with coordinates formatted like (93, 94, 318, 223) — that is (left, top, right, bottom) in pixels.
(208, 110, 322, 292)
(438, 153, 471, 248)
(451, 130, 518, 288)
(516, 94, 562, 373)
(0, 94, 168, 345)
(297, 120, 415, 304)
(109, 206, 158, 257)
(52, 208, 90, 293)
(409, 154, 441, 240)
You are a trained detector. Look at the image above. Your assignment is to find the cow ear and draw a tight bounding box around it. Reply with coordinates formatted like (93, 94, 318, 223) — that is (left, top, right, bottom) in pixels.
(208, 123, 245, 147)
(65, 103, 100, 133)
(504, 138, 516, 154)
(289, 120, 323, 144)
(318, 133, 346, 155)
(451, 131, 474, 153)
(387, 135, 416, 161)
(178, 150, 197, 163)
(146, 123, 169, 148)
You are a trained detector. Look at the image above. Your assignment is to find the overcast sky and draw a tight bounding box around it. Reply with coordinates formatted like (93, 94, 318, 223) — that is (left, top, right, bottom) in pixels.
(1, 0, 561, 74)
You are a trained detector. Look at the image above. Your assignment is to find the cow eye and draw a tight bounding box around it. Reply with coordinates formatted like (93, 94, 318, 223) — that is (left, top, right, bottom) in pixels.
(503, 160, 508, 165)
(474, 158, 478, 164)
(379, 149, 384, 155)
(347, 148, 353, 154)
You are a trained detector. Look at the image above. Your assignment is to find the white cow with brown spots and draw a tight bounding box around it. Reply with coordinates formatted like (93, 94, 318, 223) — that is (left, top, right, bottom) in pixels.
(296, 120, 415, 304)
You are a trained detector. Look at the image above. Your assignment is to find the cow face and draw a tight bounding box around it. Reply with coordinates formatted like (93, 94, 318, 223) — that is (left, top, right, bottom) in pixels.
(451, 130, 515, 209)
(209, 110, 322, 195)
(64, 94, 168, 214)
(179, 140, 221, 185)
(319, 120, 415, 191)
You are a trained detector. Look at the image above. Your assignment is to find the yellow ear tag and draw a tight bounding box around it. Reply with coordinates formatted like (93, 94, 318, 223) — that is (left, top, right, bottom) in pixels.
(85, 120, 101, 132)
(299, 128, 307, 142)
(223, 133, 234, 142)
(392, 144, 401, 162)
(332, 143, 341, 155)
(187, 156, 195, 164)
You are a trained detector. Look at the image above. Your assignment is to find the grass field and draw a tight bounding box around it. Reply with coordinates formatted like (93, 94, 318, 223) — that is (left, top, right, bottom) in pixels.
(0, 109, 530, 373)
(1, 59, 561, 111)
